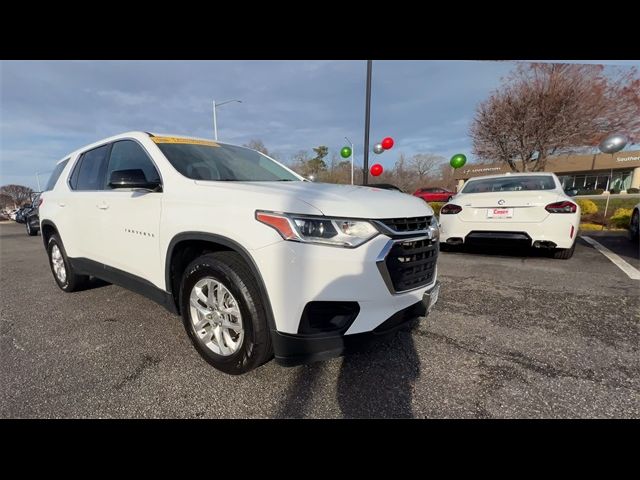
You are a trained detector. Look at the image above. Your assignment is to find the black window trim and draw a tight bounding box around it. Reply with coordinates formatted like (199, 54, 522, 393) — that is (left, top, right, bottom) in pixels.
(68, 142, 112, 192)
(102, 139, 163, 191)
(67, 137, 164, 192)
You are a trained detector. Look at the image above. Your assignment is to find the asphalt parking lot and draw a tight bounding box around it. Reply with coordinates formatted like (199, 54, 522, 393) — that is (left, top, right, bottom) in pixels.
(1, 222, 638, 418)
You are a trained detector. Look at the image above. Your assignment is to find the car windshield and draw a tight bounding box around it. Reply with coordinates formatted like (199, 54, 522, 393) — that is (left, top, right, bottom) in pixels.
(155, 140, 300, 182)
(462, 175, 556, 193)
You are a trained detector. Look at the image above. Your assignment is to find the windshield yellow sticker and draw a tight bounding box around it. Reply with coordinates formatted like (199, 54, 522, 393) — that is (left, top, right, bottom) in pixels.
(151, 136, 219, 147)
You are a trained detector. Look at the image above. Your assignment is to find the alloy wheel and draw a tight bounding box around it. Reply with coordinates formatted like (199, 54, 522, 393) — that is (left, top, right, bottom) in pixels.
(189, 277, 244, 356)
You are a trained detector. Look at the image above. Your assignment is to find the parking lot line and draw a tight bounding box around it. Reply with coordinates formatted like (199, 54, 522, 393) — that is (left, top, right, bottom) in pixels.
(581, 236, 640, 280)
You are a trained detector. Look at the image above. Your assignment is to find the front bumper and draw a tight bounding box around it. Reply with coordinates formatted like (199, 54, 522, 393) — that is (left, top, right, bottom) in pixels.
(272, 281, 440, 366)
(251, 234, 439, 335)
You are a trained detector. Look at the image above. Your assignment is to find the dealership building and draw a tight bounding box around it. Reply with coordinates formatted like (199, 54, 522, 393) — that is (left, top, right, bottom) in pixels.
(454, 150, 640, 192)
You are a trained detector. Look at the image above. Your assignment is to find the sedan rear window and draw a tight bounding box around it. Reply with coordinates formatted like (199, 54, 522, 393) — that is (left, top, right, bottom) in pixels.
(462, 175, 556, 193)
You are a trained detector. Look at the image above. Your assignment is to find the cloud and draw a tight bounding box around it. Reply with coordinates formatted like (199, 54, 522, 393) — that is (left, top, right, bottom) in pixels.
(2, 60, 638, 189)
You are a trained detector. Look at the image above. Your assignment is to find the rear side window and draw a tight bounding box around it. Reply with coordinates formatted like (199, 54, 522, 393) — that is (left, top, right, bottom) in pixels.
(45, 159, 69, 191)
(70, 145, 110, 190)
(105, 140, 160, 188)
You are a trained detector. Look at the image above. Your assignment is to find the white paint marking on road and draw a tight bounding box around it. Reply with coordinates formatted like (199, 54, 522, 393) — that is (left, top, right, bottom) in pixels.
(581, 236, 640, 280)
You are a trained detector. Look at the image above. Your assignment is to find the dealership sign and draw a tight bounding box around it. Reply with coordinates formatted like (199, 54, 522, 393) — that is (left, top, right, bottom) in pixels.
(462, 166, 503, 174)
(617, 156, 640, 162)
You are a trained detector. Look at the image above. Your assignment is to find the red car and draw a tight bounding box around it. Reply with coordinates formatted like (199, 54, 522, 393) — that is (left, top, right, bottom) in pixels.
(413, 187, 456, 202)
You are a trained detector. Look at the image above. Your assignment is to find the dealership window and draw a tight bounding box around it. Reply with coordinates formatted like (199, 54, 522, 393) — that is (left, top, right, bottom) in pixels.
(558, 170, 633, 191)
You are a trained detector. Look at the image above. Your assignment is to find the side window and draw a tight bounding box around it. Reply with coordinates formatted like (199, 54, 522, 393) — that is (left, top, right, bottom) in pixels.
(45, 159, 69, 191)
(71, 145, 110, 191)
(105, 140, 160, 188)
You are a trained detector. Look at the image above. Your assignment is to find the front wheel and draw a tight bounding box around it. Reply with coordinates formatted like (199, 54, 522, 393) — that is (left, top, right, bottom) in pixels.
(179, 251, 273, 375)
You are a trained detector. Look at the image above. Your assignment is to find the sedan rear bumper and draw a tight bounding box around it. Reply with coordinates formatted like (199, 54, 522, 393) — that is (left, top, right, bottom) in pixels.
(440, 217, 579, 249)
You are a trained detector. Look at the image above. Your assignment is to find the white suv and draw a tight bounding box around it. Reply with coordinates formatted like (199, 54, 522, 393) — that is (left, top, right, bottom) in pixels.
(40, 132, 440, 374)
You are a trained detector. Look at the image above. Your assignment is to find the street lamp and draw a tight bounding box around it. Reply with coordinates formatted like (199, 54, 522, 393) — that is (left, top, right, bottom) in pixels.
(344, 136, 355, 185)
(212, 99, 242, 141)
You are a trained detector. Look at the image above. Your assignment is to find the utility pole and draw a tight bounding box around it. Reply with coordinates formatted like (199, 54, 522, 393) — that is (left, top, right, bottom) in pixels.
(362, 60, 372, 185)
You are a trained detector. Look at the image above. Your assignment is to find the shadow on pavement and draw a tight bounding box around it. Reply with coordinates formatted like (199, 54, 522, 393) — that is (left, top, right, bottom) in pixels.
(276, 323, 420, 418)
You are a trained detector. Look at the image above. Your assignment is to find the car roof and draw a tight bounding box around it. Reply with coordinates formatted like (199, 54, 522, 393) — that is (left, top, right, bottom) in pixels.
(54, 131, 242, 165)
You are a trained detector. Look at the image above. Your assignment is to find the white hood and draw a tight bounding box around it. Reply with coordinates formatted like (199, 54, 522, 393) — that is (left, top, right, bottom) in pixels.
(194, 180, 433, 219)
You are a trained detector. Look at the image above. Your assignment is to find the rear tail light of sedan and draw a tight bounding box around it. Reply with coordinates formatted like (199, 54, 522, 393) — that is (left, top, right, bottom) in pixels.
(545, 201, 577, 213)
(440, 204, 463, 215)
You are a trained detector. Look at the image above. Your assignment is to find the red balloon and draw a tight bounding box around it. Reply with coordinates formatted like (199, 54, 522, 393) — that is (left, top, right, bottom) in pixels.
(381, 137, 394, 150)
(370, 163, 384, 176)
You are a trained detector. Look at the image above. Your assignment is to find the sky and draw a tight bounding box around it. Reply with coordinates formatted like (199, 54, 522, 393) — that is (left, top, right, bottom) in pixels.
(1, 60, 639, 189)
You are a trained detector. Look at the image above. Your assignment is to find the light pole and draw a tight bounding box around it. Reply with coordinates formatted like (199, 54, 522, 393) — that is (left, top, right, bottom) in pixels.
(35, 172, 42, 191)
(212, 99, 242, 141)
(362, 60, 373, 185)
(598, 133, 628, 230)
(345, 136, 355, 185)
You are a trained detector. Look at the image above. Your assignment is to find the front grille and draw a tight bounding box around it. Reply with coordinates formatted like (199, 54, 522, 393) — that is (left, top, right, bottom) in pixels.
(378, 216, 431, 233)
(382, 238, 438, 292)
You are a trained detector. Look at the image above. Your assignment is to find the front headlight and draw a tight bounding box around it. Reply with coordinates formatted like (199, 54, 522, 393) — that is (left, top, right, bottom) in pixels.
(429, 215, 440, 242)
(256, 211, 379, 248)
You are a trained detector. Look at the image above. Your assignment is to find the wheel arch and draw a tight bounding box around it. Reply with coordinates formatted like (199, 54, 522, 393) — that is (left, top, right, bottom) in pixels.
(40, 219, 59, 248)
(165, 232, 276, 330)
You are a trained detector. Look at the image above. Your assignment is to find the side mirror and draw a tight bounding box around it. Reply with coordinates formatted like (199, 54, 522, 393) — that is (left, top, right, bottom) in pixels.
(109, 169, 161, 190)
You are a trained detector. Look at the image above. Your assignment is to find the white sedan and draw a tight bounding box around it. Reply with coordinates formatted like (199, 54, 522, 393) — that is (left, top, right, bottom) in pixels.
(439, 172, 580, 259)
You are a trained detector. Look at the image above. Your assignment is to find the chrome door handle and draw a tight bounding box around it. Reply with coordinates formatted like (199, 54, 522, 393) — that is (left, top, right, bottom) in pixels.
(58, 202, 66, 207)
(97, 204, 109, 210)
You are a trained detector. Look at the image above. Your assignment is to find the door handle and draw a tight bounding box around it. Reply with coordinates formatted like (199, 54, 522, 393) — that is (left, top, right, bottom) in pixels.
(58, 202, 66, 207)
(97, 203, 109, 210)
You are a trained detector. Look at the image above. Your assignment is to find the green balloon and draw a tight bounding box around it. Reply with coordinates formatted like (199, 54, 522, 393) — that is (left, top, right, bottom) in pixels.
(340, 146, 352, 158)
(450, 153, 467, 169)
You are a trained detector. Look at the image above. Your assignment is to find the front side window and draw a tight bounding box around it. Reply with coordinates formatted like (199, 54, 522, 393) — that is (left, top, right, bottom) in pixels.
(105, 140, 160, 188)
(155, 140, 300, 182)
(71, 144, 110, 190)
(45, 158, 69, 191)
(462, 175, 556, 193)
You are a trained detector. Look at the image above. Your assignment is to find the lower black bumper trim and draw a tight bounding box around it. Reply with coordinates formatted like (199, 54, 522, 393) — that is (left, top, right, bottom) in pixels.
(271, 291, 434, 367)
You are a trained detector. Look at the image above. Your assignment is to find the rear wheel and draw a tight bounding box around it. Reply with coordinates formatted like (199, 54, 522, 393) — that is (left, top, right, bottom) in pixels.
(179, 251, 273, 375)
(26, 219, 37, 236)
(47, 234, 89, 291)
(552, 241, 575, 260)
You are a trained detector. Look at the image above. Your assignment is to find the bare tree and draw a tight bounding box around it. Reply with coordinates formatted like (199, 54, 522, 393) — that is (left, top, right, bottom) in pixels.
(471, 63, 640, 172)
(409, 154, 442, 181)
(0, 193, 14, 210)
(0, 184, 34, 208)
(243, 139, 270, 156)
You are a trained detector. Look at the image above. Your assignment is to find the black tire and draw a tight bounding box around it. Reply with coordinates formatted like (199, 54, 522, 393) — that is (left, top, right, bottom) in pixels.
(26, 219, 37, 236)
(552, 241, 576, 260)
(179, 251, 273, 375)
(47, 234, 89, 292)
(630, 209, 639, 243)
